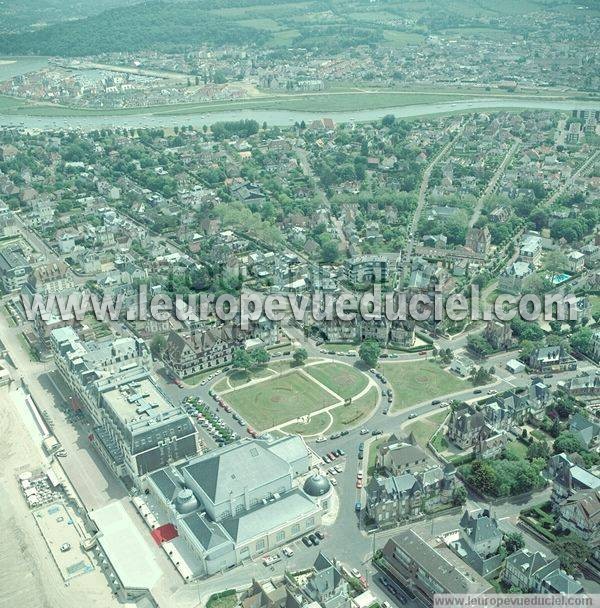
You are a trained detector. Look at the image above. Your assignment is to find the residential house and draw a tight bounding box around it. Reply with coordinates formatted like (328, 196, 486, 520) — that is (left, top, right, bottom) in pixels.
(499, 261, 534, 295)
(447, 509, 504, 575)
(503, 549, 583, 594)
(518, 234, 543, 266)
(570, 413, 600, 448)
(528, 346, 577, 373)
(465, 227, 491, 255)
(483, 321, 514, 351)
(447, 404, 486, 450)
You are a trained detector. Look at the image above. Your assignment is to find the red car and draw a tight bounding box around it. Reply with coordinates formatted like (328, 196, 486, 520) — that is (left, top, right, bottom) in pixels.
(356, 479, 363, 489)
(328, 452, 337, 460)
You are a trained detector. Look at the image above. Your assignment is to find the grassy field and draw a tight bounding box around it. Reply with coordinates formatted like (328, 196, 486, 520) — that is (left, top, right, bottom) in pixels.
(404, 410, 448, 446)
(305, 362, 368, 400)
(591, 295, 600, 317)
(224, 370, 337, 430)
(329, 386, 378, 432)
(283, 412, 331, 436)
(382, 360, 465, 411)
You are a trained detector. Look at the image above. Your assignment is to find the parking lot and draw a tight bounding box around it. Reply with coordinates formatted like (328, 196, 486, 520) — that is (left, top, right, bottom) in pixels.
(32, 501, 94, 581)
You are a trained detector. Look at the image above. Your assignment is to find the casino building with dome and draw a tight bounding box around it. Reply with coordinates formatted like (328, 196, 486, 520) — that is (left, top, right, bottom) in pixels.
(142, 435, 328, 576)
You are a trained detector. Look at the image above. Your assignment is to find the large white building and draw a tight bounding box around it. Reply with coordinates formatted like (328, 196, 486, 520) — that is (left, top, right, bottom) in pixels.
(51, 327, 198, 478)
(143, 435, 331, 576)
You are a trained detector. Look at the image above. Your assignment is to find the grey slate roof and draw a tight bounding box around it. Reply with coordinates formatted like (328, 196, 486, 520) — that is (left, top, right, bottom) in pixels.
(183, 440, 291, 504)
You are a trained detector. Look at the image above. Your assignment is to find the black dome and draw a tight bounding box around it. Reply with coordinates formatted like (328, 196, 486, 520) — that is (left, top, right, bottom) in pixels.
(303, 474, 331, 497)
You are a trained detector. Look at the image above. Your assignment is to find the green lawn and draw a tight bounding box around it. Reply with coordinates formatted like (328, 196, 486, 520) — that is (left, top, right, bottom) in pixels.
(283, 412, 331, 436)
(329, 386, 379, 432)
(404, 410, 448, 446)
(223, 370, 338, 430)
(322, 342, 359, 352)
(305, 362, 368, 400)
(206, 592, 238, 608)
(591, 295, 600, 316)
(381, 360, 465, 411)
(506, 439, 529, 459)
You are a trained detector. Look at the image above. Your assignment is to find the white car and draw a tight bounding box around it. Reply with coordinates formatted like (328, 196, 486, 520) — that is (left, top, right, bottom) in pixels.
(330, 478, 338, 486)
(351, 568, 361, 578)
(282, 547, 294, 557)
(316, 437, 327, 443)
(359, 428, 369, 435)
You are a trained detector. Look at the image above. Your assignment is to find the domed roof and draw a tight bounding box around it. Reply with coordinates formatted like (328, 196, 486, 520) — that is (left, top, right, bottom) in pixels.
(174, 488, 199, 514)
(303, 473, 331, 497)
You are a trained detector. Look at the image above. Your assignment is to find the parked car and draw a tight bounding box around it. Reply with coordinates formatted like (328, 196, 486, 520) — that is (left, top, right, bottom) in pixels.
(315, 530, 325, 540)
(302, 536, 313, 547)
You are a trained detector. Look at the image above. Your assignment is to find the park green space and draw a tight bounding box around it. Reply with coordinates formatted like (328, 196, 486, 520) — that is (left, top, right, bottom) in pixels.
(329, 386, 378, 432)
(381, 360, 465, 411)
(283, 412, 331, 436)
(305, 362, 368, 400)
(404, 409, 448, 446)
(223, 370, 338, 430)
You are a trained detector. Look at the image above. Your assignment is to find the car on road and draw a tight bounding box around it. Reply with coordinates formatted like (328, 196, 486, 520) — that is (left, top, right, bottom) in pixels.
(380, 377, 387, 384)
(263, 554, 281, 566)
(355, 501, 361, 511)
(487, 389, 497, 395)
(544, 373, 553, 378)
(419, 351, 428, 355)
(387, 395, 393, 403)
(329, 432, 341, 440)
(473, 389, 482, 394)
(340, 430, 349, 436)
(359, 428, 369, 435)
(383, 408, 389, 415)
(60, 543, 71, 552)
(358, 452, 363, 460)
(408, 413, 417, 419)
(356, 479, 363, 489)
(431, 399, 440, 405)
(371, 429, 383, 436)
(316, 437, 327, 443)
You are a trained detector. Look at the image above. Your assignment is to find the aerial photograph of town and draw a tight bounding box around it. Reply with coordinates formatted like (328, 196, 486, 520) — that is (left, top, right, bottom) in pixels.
(0, 1, 598, 607)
